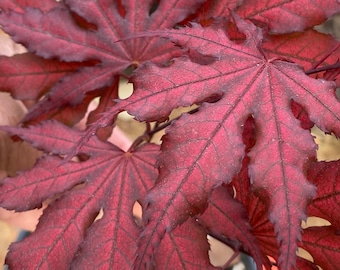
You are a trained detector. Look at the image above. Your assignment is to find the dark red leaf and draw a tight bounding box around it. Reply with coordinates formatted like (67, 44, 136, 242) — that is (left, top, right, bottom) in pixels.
(39, 90, 100, 127)
(1, 0, 64, 13)
(296, 257, 319, 270)
(128, 17, 339, 269)
(198, 185, 266, 269)
(86, 78, 119, 140)
(0, 122, 160, 269)
(0, 0, 204, 124)
(306, 159, 340, 229)
(236, 0, 340, 33)
(232, 156, 279, 266)
(323, 61, 340, 87)
(22, 65, 118, 124)
(0, 53, 84, 101)
(291, 100, 314, 130)
(185, 0, 242, 26)
(262, 30, 340, 71)
(154, 219, 214, 269)
(300, 226, 340, 270)
(0, 1, 340, 269)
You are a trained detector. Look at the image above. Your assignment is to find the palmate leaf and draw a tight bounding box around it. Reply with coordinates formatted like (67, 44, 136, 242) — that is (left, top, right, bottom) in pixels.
(120, 18, 340, 269)
(0, 122, 160, 269)
(0, 0, 205, 124)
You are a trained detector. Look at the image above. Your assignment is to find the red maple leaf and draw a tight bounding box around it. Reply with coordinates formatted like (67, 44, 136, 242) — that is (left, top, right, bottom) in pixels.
(305, 159, 340, 230)
(0, 1, 340, 269)
(236, 0, 339, 33)
(117, 16, 340, 269)
(0, 53, 83, 102)
(1, 0, 63, 13)
(0, 0, 204, 125)
(230, 154, 340, 270)
(208, 118, 340, 269)
(0, 121, 159, 268)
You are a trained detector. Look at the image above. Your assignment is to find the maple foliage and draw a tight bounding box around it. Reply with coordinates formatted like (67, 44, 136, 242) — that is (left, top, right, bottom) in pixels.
(0, 0, 340, 269)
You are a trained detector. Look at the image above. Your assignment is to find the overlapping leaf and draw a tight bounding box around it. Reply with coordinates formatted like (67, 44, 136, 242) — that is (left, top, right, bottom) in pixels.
(125, 18, 340, 269)
(0, 53, 84, 101)
(0, 0, 63, 13)
(231, 148, 340, 269)
(262, 30, 340, 71)
(0, 0, 205, 124)
(154, 219, 214, 269)
(236, 0, 340, 33)
(0, 0, 340, 269)
(0, 121, 159, 269)
(300, 226, 340, 270)
(197, 185, 268, 269)
(305, 159, 340, 230)
(230, 124, 340, 269)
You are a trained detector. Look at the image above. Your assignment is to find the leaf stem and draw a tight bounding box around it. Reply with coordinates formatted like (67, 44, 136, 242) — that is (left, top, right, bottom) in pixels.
(128, 107, 199, 151)
(311, 43, 340, 69)
(305, 61, 340, 75)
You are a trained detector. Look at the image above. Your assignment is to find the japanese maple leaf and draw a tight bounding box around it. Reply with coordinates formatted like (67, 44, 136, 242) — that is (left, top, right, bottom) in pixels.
(235, 0, 340, 33)
(262, 30, 340, 72)
(0, 0, 205, 124)
(197, 184, 271, 269)
(231, 155, 340, 270)
(102, 17, 340, 269)
(230, 155, 340, 269)
(0, 53, 88, 108)
(214, 116, 340, 269)
(1, 0, 63, 13)
(305, 159, 340, 230)
(0, 121, 160, 269)
(152, 219, 214, 270)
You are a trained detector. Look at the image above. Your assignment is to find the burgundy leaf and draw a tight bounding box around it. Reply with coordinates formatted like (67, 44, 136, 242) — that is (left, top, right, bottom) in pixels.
(22, 65, 117, 124)
(300, 226, 340, 270)
(185, 0, 243, 26)
(154, 219, 215, 269)
(1, 0, 64, 13)
(0, 0, 204, 124)
(236, 0, 340, 33)
(135, 101, 245, 269)
(263, 30, 340, 71)
(291, 100, 314, 130)
(0, 1, 340, 269)
(323, 62, 340, 87)
(42, 90, 100, 127)
(306, 159, 340, 229)
(232, 156, 279, 266)
(0, 122, 160, 268)
(129, 17, 339, 269)
(198, 185, 267, 269)
(296, 257, 319, 270)
(0, 53, 84, 101)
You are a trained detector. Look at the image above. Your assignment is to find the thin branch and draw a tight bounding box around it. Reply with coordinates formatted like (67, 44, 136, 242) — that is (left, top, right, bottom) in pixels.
(311, 43, 340, 69)
(128, 107, 199, 151)
(305, 61, 340, 75)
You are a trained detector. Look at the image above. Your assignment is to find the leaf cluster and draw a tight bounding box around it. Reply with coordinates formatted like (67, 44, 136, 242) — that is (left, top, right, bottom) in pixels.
(0, 0, 340, 269)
